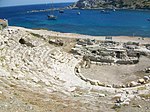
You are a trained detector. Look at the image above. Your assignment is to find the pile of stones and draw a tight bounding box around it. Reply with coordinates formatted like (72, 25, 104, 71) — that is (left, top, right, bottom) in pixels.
(145, 67, 150, 73)
(49, 39, 64, 46)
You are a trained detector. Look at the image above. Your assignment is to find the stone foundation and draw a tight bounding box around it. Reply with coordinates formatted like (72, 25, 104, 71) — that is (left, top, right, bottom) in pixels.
(74, 61, 150, 88)
(72, 39, 150, 65)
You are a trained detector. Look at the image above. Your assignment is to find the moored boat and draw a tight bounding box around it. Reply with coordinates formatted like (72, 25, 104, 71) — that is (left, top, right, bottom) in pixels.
(77, 12, 80, 15)
(59, 10, 64, 13)
(101, 10, 110, 14)
(47, 15, 57, 20)
(47, 0, 57, 20)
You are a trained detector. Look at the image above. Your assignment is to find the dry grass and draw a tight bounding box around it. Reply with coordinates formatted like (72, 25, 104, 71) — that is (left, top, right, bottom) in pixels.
(137, 86, 147, 90)
(139, 94, 150, 99)
(0, 93, 6, 100)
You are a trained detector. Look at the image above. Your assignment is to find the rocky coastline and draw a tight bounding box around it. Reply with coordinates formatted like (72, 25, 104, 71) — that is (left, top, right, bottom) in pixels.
(69, 0, 150, 10)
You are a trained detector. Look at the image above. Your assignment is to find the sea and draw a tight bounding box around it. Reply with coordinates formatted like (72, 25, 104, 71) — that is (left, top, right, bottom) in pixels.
(1, 2, 150, 37)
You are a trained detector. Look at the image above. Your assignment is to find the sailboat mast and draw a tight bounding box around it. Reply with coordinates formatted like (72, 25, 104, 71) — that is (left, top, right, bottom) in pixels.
(51, 0, 54, 15)
(47, 0, 57, 20)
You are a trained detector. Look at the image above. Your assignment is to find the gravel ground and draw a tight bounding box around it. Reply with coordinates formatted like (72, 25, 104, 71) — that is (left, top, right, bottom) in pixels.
(81, 56, 150, 85)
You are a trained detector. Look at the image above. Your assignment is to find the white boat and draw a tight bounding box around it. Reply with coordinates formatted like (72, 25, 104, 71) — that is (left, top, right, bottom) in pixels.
(48, 0, 57, 20)
(48, 15, 57, 20)
(77, 12, 80, 15)
(100, 10, 110, 14)
(59, 10, 64, 13)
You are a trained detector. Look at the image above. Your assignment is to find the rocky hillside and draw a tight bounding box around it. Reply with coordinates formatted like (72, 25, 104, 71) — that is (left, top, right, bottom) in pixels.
(70, 0, 150, 9)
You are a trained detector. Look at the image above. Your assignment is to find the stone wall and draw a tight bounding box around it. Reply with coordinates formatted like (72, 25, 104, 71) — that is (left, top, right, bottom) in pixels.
(75, 61, 150, 88)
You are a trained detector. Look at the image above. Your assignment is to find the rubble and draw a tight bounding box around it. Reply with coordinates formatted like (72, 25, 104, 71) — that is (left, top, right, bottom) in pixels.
(49, 39, 64, 46)
(72, 39, 149, 65)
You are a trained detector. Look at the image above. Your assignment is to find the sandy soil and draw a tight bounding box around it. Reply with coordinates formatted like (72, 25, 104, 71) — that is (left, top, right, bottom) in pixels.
(0, 78, 115, 112)
(81, 56, 150, 85)
(116, 98, 150, 112)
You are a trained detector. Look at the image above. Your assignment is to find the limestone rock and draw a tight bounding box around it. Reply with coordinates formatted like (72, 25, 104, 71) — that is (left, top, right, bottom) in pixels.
(49, 39, 63, 46)
(113, 103, 121, 109)
(122, 101, 130, 106)
(68, 87, 76, 92)
(138, 79, 145, 84)
(145, 67, 150, 73)
(137, 105, 142, 108)
(32, 77, 39, 83)
(90, 80, 97, 85)
(98, 93, 106, 97)
(97, 82, 105, 87)
(130, 81, 138, 87)
(12, 74, 24, 80)
(107, 85, 112, 88)
(143, 76, 149, 81)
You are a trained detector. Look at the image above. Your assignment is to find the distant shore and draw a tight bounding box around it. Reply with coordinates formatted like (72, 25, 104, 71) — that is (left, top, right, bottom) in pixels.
(70, 7, 150, 11)
(26, 7, 150, 14)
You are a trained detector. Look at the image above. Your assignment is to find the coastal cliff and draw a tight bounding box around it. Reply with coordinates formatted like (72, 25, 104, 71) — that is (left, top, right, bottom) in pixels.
(70, 0, 150, 9)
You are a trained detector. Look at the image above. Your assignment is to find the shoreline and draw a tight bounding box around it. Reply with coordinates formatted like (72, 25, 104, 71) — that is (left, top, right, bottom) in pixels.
(26, 7, 150, 15)
(10, 26, 150, 44)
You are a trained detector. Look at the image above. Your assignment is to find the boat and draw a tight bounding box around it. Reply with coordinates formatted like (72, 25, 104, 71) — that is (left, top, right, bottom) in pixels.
(48, 15, 57, 20)
(77, 12, 80, 15)
(113, 9, 116, 12)
(47, 0, 57, 20)
(100, 10, 110, 14)
(59, 10, 64, 13)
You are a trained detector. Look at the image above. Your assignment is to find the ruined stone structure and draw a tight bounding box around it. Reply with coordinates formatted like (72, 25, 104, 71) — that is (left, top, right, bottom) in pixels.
(72, 39, 149, 65)
(72, 38, 150, 89)
(75, 62, 150, 88)
(0, 19, 8, 30)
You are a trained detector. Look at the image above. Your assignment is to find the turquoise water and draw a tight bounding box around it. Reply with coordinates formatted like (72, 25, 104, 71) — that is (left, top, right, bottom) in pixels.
(1, 3, 150, 37)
